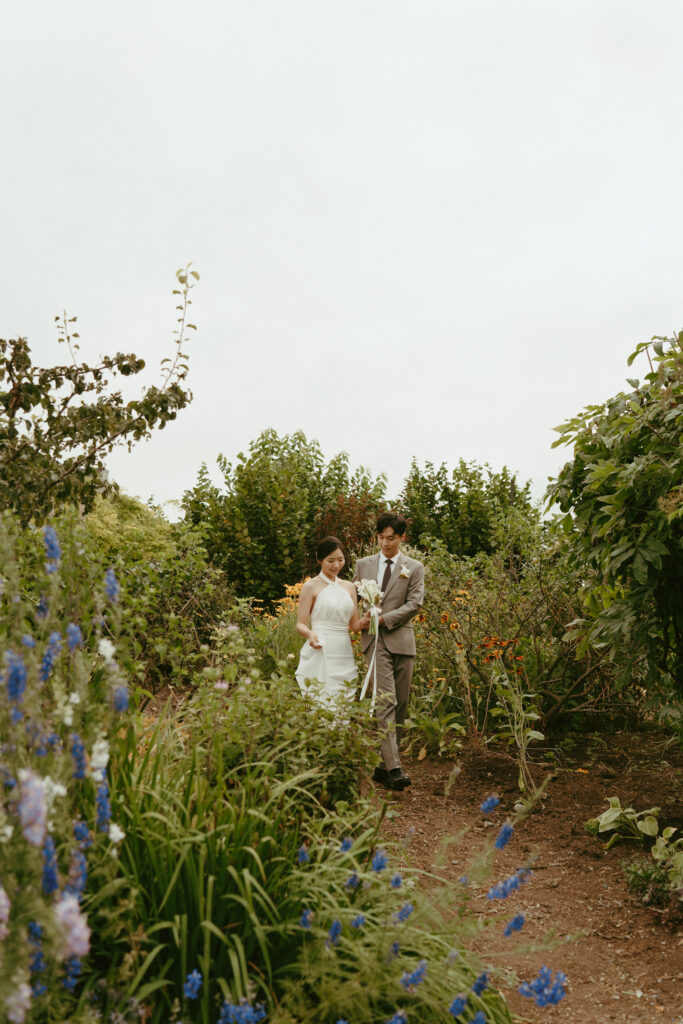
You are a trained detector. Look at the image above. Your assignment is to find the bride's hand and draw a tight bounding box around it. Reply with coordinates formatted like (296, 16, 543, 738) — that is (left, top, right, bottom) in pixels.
(309, 634, 322, 649)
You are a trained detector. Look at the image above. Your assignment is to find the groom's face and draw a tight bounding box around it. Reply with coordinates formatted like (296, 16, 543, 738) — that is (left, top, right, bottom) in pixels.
(378, 528, 404, 560)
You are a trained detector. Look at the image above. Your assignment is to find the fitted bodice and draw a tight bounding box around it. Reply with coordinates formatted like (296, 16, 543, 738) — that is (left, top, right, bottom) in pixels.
(311, 576, 354, 633)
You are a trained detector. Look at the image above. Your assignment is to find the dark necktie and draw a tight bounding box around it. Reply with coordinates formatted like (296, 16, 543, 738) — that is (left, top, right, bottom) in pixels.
(381, 559, 393, 592)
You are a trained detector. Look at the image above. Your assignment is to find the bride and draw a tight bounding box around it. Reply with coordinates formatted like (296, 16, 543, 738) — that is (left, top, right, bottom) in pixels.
(295, 536, 368, 707)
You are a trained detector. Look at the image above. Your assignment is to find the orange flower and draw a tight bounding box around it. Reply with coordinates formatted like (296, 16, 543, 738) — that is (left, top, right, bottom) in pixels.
(441, 612, 449, 624)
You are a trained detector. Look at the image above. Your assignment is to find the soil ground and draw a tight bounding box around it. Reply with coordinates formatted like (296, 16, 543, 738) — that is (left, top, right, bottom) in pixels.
(376, 732, 683, 1024)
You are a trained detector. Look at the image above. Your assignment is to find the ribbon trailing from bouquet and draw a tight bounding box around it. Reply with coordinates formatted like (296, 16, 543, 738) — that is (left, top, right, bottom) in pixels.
(358, 606, 381, 711)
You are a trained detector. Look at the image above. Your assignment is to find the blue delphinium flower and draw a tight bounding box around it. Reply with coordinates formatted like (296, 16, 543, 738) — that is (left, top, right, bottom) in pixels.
(104, 568, 120, 603)
(113, 685, 129, 713)
(400, 958, 427, 991)
(183, 969, 202, 1000)
(339, 836, 353, 852)
(326, 918, 342, 947)
(487, 867, 532, 901)
(393, 902, 414, 923)
(22, 634, 36, 648)
(297, 844, 309, 864)
(449, 993, 468, 1017)
(299, 908, 313, 928)
(96, 777, 111, 831)
(62, 955, 82, 991)
(42, 835, 59, 894)
(218, 1000, 267, 1024)
(29, 922, 47, 996)
(519, 966, 567, 1007)
(390, 873, 402, 888)
(36, 596, 49, 620)
(503, 913, 525, 937)
(344, 872, 359, 891)
(64, 849, 88, 901)
(70, 734, 87, 780)
(371, 848, 388, 872)
(471, 971, 489, 996)
(494, 822, 514, 850)
(43, 526, 62, 574)
(39, 631, 62, 682)
(73, 820, 92, 848)
(385, 1009, 407, 1024)
(351, 914, 365, 928)
(5, 650, 27, 705)
(66, 623, 83, 652)
(479, 794, 500, 814)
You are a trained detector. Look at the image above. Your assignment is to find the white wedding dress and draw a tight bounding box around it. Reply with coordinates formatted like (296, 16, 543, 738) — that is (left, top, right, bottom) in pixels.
(295, 574, 357, 707)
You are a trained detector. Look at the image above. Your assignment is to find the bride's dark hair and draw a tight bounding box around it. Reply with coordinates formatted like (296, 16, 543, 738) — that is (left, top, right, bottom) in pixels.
(316, 536, 343, 562)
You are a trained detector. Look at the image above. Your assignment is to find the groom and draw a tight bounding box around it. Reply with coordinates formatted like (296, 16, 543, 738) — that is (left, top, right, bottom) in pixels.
(353, 511, 425, 791)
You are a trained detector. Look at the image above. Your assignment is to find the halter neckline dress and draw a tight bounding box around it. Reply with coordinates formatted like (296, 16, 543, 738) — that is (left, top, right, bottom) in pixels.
(295, 573, 357, 707)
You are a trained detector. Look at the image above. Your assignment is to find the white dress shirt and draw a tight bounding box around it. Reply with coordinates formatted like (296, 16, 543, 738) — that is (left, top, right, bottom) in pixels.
(376, 553, 398, 587)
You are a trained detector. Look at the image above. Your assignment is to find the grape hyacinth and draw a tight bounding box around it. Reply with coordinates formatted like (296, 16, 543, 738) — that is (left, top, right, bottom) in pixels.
(344, 872, 359, 891)
(70, 734, 87, 780)
(64, 849, 88, 901)
(297, 844, 309, 864)
(299, 908, 313, 928)
(41, 835, 59, 895)
(62, 956, 82, 991)
(393, 902, 414, 923)
(371, 848, 388, 872)
(503, 913, 525, 937)
(390, 873, 402, 888)
(400, 958, 427, 991)
(43, 528, 62, 569)
(487, 867, 532, 901)
(183, 969, 202, 1000)
(5, 651, 27, 706)
(36, 596, 48, 620)
(218, 1000, 267, 1024)
(339, 836, 353, 852)
(471, 971, 489, 996)
(326, 918, 342, 947)
(519, 966, 567, 1007)
(104, 568, 119, 603)
(66, 623, 83, 652)
(494, 822, 514, 850)
(479, 794, 500, 814)
(351, 913, 365, 928)
(385, 1011, 407, 1024)
(448, 994, 468, 1017)
(21, 634, 36, 648)
(113, 685, 129, 713)
(96, 777, 111, 831)
(39, 632, 62, 682)
(73, 820, 92, 848)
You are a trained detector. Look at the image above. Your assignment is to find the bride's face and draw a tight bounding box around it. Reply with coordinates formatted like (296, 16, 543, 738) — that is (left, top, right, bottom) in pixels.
(321, 548, 345, 577)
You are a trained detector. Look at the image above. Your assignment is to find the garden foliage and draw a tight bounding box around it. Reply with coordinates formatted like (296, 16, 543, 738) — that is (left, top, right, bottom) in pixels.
(0, 267, 198, 526)
(548, 332, 683, 696)
(182, 430, 386, 606)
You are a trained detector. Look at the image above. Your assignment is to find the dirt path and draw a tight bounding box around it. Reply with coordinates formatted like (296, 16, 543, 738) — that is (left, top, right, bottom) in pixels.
(378, 733, 683, 1024)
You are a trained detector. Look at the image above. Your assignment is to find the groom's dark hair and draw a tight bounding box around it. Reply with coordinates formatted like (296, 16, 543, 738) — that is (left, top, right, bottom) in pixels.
(376, 511, 407, 536)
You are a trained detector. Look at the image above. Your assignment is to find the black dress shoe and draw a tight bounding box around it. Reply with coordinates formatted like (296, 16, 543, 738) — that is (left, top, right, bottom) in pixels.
(372, 766, 391, 787)
(387, 767, 411, 791)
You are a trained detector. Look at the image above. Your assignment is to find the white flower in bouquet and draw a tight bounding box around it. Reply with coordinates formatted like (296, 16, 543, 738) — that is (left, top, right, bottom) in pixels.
(355, 579, 384, 635)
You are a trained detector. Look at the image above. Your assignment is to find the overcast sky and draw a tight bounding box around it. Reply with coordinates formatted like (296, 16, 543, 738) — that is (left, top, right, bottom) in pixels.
(3, 1, 683, 514)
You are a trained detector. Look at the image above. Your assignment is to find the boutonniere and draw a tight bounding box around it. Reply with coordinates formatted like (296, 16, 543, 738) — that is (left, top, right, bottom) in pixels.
(399, 565, 411, 579)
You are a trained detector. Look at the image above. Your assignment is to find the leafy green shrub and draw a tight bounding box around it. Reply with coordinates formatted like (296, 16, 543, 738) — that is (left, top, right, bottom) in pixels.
(182, 430, 385, 606)
(623, 828, 683, 924)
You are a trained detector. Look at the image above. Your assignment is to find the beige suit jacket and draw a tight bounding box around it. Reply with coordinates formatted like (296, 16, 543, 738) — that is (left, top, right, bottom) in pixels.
(353, 551, 425, 656)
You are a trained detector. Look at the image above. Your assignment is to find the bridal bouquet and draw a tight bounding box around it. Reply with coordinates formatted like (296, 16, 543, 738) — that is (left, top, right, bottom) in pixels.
(355, 578, 383, 635)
